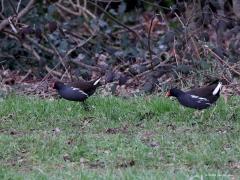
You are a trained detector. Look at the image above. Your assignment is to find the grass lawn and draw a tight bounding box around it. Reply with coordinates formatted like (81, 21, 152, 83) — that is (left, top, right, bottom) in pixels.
(0, 94, 240, 179)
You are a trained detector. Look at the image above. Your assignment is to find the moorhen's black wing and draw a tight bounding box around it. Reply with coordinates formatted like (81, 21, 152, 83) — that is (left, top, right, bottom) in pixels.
(57, 86, 89, 102)
(186, 80, 219, 96)
(186, 80, 222, 104)
(69, 78, 101, 96)
(177, 93, 212, 110)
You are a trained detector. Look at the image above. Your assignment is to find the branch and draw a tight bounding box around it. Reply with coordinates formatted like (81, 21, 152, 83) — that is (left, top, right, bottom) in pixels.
(65, 34, 96, 57)
(56, 2, 96, 19)
(147, 14, 155, 70)
(42, 34, 71, 79)
(204, 45, 240, 76)
(7, 0, 18, 16)
(0, 0, 36, 31)
(17, 0, 23, 13)
(71, 58, 103, 73)
(87, 1, 143, 45)
(3, 30, 41, 62)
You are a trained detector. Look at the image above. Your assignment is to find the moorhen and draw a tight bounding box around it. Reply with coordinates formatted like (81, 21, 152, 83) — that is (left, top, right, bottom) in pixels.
(53, 77, 101, 102)
(166, 80, 222, 110)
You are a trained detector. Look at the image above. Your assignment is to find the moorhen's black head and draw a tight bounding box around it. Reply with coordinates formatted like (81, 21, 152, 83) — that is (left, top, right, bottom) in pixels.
(53, 81, 65, 90)
(166, 88, 184, 97)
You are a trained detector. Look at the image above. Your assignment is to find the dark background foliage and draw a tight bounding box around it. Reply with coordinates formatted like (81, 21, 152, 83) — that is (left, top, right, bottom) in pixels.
(1, 0, 240, 95)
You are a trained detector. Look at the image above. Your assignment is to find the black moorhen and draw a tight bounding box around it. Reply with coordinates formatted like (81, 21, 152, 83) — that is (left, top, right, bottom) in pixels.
(166, 80, 222, 110)
(53, 78, 101, 106)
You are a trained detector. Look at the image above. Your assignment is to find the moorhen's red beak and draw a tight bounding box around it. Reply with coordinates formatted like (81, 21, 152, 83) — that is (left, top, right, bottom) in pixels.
(166, 91, 171, 97)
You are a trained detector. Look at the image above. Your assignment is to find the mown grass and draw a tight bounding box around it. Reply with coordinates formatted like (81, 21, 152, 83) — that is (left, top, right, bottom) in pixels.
(0, 94, 240, 179)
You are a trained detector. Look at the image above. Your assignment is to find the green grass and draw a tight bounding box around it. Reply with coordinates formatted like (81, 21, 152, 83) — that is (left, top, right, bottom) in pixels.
(0, 94, 240, 179)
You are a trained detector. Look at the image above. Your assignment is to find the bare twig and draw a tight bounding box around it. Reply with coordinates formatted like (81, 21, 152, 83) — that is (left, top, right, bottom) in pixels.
(204, 45, 240, 76)
(140, 0, 170, 11)
(71, 58, 103, 72)
(22, 42, 41, 61)
(0, 0, 4, 14)
(173, 37, 179, 65)
(42, 34, 71, 79)
(26, 37, 55, 54)
(56, 2, 96, 18)
(135, 61, 172, 79)
(8, 17, 18, 33)
(19, 69, 32, 83)
(4, 28, 42, 62)
(190, 37, 200, 59)
(65, 34, 96, 57)
(7, 0, 17, 15)
(77, 0, 81, 15)
(100, 0, 113, 19)
(32, 62, 62, 91)
(0, 0, 36, 31)
(45, 65, 62, 77)
(16, 0, 22, 13)
(147, 14, 156, 70)
(171, 7, 185, 28)
(87, 1, 143, 45)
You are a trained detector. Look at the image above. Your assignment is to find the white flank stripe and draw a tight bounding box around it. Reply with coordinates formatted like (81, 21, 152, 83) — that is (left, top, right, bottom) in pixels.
(190, 95, 198, 99)
(71, 87, 88, 97)
(190, 95, 208, 101)
(212, 82, 222, 95)
(93, 78, 101, 86)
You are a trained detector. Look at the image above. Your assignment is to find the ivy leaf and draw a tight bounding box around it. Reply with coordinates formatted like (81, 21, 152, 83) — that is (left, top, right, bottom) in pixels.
(118, 2, 127, 14)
